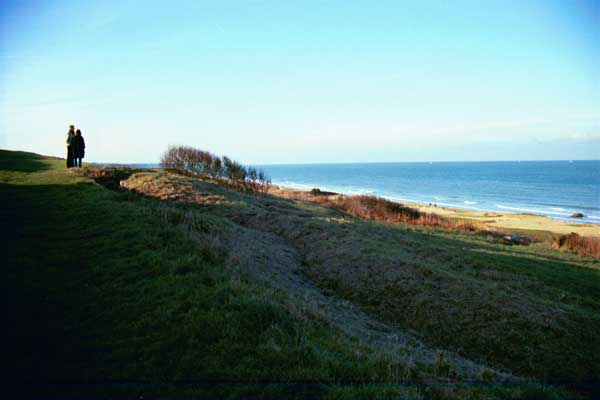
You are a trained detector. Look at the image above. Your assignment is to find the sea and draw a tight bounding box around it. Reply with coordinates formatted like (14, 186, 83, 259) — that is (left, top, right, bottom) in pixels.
(256, 160, 600, 225)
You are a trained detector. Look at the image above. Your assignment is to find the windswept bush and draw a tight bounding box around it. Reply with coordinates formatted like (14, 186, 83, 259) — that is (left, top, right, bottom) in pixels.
(553, 232, 600, 259)
(161, 146, 219, 178)
(161, 145, 270, 193)
(222, 156, 246, 182)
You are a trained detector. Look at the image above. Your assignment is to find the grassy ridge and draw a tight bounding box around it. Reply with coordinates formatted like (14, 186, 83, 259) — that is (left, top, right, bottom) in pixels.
(120, 168, 600, 383)
(2, 150, 596, 399)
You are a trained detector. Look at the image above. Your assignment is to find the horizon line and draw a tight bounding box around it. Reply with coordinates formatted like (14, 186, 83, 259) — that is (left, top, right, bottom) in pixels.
(92, 158, 600, 167)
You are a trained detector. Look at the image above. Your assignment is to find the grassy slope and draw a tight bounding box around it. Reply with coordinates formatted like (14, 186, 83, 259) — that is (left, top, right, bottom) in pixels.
(120, 168, 600, 382)
(2, 150, 596, 399)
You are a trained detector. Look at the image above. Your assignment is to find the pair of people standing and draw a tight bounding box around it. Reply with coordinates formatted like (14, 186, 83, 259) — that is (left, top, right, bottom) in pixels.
(66, 125, 86, 168)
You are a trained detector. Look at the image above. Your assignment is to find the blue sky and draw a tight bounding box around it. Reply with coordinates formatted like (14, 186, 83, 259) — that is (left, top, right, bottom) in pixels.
(1, 0, 599, 163)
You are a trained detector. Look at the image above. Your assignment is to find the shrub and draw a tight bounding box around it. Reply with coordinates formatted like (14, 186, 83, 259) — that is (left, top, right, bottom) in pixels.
(209, 156, 223, 178)
(257, 170, 271, 193)
(317, 195, 482, 232)
(161, 145, 217, 177)
(161, 145, 270, 193)
(336, 195, 421, 222)
(553, 232, 600, 259)
(222, 156, 246, 182)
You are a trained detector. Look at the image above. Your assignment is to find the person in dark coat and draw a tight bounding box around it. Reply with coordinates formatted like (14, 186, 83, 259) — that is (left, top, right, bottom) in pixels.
(72, 129, 86, 168)
(66, 125, 75, 168)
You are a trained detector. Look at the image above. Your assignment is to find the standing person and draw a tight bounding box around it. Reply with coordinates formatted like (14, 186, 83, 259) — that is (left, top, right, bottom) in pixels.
(72, 129, 86, 168)
(66, 125, 75, 168)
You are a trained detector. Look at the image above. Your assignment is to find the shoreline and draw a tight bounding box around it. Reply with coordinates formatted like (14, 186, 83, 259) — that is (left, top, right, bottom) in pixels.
(270, 183, 600, 237)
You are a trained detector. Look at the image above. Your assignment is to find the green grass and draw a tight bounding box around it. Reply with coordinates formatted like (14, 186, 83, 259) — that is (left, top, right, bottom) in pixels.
(119, 166, 600, 393)
(2, 149, 593, 399)
(0, 151, 388, 398)
(298, 216, 600, 382)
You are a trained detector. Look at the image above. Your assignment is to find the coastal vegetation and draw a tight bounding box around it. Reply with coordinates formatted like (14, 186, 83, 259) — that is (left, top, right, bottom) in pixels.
(553, 232, 600, 259)
(161, 145, 270, 193)
(275, 188, 600, 259)
(3, 149, 599, 399)
(279, 191, 481, 231)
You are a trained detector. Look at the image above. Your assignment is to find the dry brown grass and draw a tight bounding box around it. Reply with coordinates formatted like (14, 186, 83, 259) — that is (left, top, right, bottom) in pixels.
(121, 172, 228, 205)
(277, 191, 483, 232)
(553, 232, 600, 259)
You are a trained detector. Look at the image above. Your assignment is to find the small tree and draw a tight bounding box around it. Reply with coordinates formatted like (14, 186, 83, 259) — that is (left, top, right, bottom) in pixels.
(161, 146, 187, 172)
(257, 170, 271, 193)
(222, 156, 234, 181)
(210, 157, 223, 178)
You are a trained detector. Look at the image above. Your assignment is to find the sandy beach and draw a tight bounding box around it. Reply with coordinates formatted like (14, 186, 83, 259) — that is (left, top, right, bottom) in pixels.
(411, 202, 600, 237)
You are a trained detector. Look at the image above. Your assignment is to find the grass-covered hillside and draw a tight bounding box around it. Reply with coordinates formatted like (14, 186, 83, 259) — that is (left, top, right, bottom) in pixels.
(2, 149, 599, 399)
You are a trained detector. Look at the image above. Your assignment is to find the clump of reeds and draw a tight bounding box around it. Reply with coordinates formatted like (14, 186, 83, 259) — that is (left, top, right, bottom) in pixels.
(553, 232, 600, 259)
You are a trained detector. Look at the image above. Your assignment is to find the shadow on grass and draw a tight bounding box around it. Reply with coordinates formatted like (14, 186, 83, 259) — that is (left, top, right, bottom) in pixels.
(0, 149, 55, 172)
(77, 166, 146, 190)
(1, 181, 98, 385)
